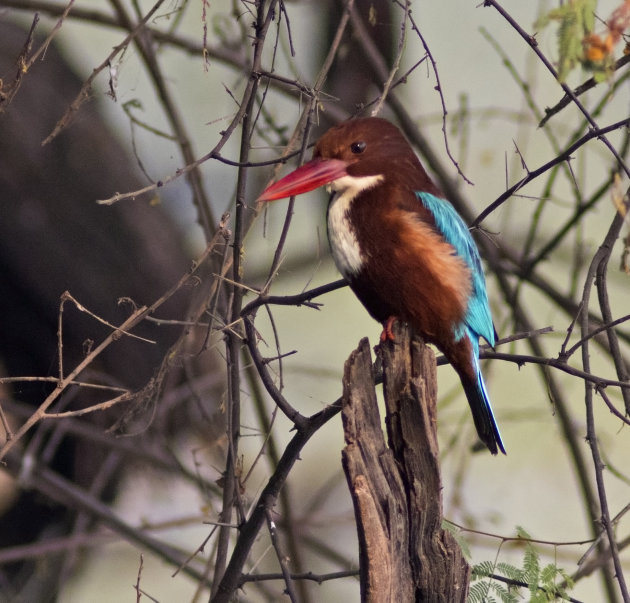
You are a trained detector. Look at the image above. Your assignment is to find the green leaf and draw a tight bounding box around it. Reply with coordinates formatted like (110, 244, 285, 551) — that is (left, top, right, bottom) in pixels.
(472, 560, 496, 579)
(491, 581, 519, 603)
(496, 561, 525, 581)
(471, 526, 576, 603)
(468, 581, 491, 603)
(534, 0, 599, 80)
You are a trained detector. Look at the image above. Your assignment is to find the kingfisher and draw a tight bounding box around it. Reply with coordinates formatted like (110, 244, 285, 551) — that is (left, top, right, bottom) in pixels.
(258, 117, 505, 455)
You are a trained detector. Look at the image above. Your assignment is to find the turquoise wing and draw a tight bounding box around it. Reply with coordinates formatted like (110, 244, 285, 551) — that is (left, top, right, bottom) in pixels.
(417, 192, 495, 346)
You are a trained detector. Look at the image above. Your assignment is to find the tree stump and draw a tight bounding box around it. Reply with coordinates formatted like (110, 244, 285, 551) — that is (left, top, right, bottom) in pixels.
(341, 323, 470, 602)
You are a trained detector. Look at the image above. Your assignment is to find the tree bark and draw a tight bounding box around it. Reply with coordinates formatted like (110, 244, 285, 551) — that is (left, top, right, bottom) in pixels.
(341, 323, 470, 602)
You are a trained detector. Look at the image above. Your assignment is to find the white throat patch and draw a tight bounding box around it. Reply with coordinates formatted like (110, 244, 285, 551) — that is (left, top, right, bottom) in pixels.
(326, 174, 383, 278)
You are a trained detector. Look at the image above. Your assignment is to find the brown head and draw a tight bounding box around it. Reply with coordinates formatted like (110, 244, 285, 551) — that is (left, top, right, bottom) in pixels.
(258, 117, 440, 201)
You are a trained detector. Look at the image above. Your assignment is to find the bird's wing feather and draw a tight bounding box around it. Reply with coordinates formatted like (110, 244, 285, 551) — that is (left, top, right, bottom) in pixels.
(416, 192, 495, 346)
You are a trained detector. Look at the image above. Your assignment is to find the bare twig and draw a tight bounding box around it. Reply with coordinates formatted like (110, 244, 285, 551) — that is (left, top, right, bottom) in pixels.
(578, 188, 630, 601)
(41, 0, 165, 146)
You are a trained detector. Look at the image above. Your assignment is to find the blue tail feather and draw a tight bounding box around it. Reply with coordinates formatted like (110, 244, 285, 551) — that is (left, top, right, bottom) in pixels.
(416, 192, 504, 454)
(462, 354, 505, 455)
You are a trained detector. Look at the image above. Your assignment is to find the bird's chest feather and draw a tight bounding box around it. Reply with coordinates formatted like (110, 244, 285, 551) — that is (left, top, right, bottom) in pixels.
(326, 191, 365, 279)
(329, 188, 471, 335)
(325, 175, 383, 278)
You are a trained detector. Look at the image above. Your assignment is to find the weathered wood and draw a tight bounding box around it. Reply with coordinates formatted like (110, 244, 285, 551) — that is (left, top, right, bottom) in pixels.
(341, 336, 414, 602)
(341, 323, 470, 602)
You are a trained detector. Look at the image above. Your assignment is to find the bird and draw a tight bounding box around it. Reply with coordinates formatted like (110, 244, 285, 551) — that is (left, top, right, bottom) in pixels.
(258, 117, 505, 455)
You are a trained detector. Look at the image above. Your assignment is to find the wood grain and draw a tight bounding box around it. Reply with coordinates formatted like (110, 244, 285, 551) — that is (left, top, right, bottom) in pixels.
(341, 323, 470, 602)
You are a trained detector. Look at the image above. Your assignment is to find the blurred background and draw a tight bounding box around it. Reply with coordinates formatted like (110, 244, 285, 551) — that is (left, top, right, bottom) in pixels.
(0, 1, 628, 601)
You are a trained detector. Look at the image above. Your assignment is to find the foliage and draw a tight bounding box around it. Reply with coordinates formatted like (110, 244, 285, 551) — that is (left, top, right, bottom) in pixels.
(536, 0, 630, 81)
(470, 527, 575, 603)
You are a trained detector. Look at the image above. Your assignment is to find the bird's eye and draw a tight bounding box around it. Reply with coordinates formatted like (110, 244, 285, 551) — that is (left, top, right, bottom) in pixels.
(351, 141, 366, 154)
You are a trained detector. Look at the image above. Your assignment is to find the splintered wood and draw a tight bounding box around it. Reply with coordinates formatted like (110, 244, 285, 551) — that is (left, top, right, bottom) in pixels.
(341, 324, 470, 602)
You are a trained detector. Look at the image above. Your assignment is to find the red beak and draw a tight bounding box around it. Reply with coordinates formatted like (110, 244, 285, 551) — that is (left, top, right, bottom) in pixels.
(258, 158, 349, 201)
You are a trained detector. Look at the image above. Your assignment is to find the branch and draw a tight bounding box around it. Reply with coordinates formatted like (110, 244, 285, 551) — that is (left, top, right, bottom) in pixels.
(210, 401, 342, 603)
(240, 279, 347, 317)
(540, 54, 630, 127)
(579, 187, 630, 601)
(473, 117, 630, 227)
(483, 0, 630, 181)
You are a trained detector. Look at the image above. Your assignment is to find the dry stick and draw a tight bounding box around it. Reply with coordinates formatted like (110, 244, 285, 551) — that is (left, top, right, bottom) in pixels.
(397, 1, 473, 185)
(370, 0, 409, 118)
(540, 53, 630, 127)
(492, 267, 621, 601)
(241, 279, 346, 316)
(579, 195, 630, 603)
(483, 0, 630, 182)
(2, 449, 203, 581)
(0, 404, 11, 443)
(210, 401, 342, 603)
(61, 291, 156, 344)
(0, 231, 224, 461)
(134, 554, 144, 603)
(250, 0, 355, 416)
(473, 117, 630, 227)
(211, 3, 356, 593)
(43, 392, 135, 419)
(0, 13, 39, 109)
(480, 352, 630, 393)
(240, 360, 311, 594)
(265, 508, 298, 602)
(575, 527, 630, 584)
(595, 195, 630, 414)
(260, 0, 356, 297)
(108, 0, 215, 238)
(0, 310, 143, 462)
(243, 316, 306, 426)
(239, 569, 359, 586)
(0, 376, 123, 393)
(211, 2, 280, 596)
(20, 0, 75, 72)
(341, 325, 469, 601)
(42, 0, 166, 145)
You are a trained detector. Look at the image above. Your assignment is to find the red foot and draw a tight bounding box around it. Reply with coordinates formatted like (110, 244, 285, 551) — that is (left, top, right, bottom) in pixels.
(380, 316, 398, 342)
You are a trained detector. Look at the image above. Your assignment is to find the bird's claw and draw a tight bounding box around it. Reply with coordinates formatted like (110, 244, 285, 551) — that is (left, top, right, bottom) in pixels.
(380, 316, 398, 342)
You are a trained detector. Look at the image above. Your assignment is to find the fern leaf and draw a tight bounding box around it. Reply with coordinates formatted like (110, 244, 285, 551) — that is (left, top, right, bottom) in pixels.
(489, 581, 519, 603)
(496, 561, 525, 581)
(472, 560, 496, 579)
